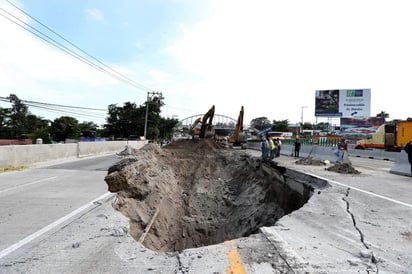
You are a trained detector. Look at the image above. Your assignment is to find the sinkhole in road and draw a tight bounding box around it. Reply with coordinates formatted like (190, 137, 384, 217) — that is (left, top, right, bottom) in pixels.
(105, 140, 328, 252)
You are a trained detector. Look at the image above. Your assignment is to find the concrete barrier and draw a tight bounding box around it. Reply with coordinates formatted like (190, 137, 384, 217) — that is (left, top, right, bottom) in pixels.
(245, 140, 412, 177)
(0, 140, 148, 169)
(248, 141, 405, 165)
(390, 151, 412, 177)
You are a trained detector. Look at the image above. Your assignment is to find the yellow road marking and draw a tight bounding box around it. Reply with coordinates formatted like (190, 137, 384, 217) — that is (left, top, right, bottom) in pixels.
(225, 240, 246, 274)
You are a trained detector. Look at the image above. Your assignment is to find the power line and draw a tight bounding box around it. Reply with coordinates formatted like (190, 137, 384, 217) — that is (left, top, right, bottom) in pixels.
(0, 97, 106, 121)
(0, 8, 149, 91)
(21, 99, 106, 111)
(1, 1, 153, 92)
(4, 0, 150, 92)
(0, 96, 106, 111)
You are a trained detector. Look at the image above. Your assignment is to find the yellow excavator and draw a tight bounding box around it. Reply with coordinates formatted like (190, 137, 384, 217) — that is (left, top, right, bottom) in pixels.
(190, 105, 215, 138)
(227, 106, 247, 149)
(190, 117, 202, 137)
(199, 105, 215, 138)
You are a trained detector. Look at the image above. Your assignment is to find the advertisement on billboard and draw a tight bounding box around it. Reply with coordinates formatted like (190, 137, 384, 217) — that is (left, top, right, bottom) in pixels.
(339, 89, 371, 117)
(315, 90, 340, 117)
(315, 89, 371, 117)
(340, 116, 385, 142)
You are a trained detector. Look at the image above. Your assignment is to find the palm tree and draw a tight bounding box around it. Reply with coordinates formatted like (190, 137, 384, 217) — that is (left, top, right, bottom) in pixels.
(376, 111, 389, 120)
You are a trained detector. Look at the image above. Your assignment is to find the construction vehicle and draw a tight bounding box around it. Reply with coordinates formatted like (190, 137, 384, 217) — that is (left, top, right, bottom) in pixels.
(199, 105, 215, 138)
(384, 120, 412, 151)
(190, 105, 215, 138)
(227, 106, 247, 149)
(355, 124, 385, 149)
(190, 117, 202, 137)
(355, 120, 412, 151)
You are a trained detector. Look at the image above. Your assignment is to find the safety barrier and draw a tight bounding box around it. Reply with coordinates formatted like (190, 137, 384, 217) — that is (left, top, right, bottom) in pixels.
(0, 140, 148, 169)
(248, 140, 411, 176)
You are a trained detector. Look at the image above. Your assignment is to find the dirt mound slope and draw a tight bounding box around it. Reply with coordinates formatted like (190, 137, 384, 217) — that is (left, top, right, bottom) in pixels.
(295, 157, 326, 166)
(326, 163, 361, 174)
(105, 139, 314, 252)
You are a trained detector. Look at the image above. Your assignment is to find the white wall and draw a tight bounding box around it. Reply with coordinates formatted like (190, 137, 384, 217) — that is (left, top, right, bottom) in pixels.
(0, 140, 147, 169)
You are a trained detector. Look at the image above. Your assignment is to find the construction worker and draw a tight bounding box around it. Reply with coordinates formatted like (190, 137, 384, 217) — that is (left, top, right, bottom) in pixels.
(260, 137, 269, 160)
(275, 138, 281, 157)
(268, 137, 276, 159)
(294, 137, 301, 158)
(404, 140, 412, 176)
(335, 138, 348, 163)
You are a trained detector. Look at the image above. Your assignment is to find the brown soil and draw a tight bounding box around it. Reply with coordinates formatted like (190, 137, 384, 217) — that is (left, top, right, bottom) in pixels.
(326, 163, 361, 174)
(295, 157, 326, 166)
(295, 157, 361, 174)
(105, 139, 316, 252)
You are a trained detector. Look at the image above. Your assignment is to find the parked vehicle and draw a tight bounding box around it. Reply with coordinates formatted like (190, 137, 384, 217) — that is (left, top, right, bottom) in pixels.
(384, 120, 412, 151)
(355, 124, 385, 149)
(355, 120, 412, 151)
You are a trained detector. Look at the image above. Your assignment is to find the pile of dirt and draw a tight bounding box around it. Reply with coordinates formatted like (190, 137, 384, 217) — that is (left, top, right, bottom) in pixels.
(295, 157, 326, 166)
(105, 139, 314, 252)
(326, 163, 361, 174)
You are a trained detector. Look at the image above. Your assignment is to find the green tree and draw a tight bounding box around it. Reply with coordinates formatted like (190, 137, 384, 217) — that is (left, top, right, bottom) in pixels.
(0, 107, 11, 138)
(7, 94, 29, 138)
(302, 122, 314, 130)
(158, 117, 179, 140)
(79, 121, 99, 138)
(104, 102, 145, 139)
(31, 127, 52, 144)
(104, 95, 168, 140)
(250, 117, 272, 131)
(376, 111, 389, 120)
(272, 119, 290, 132)
(51, 116, 80, 142)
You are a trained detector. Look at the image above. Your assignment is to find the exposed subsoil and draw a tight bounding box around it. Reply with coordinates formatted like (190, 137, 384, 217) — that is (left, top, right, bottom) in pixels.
(326, 163, 361, 174)
(296, 157, 361, 174)
(295, 157, 326, 166)
(105, 139, 316, 252)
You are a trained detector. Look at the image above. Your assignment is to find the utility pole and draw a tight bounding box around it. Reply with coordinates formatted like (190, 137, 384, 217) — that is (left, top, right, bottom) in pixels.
(144, 91, 163, 139)
(301, 106, 307, 135)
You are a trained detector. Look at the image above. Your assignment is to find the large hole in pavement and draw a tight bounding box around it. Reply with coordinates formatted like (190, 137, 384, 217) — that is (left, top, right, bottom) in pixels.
(105, 139, 328, 252)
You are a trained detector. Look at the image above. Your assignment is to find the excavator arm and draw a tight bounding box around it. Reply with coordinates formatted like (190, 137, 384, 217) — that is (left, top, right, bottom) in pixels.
(228, 106, 247, 148)
(199, 105, 215, 138)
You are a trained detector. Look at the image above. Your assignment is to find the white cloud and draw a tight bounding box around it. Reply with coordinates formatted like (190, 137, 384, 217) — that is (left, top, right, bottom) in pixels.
(148, 69, 170, 84)
(0, 4, 146, 124)
(167, 0, 412, 123)
(86, 8, 105, 22)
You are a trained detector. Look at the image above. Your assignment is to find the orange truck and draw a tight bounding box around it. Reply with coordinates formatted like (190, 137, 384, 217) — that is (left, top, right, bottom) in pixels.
(355, 120, 412, 151)
(384, 120, 412, 151)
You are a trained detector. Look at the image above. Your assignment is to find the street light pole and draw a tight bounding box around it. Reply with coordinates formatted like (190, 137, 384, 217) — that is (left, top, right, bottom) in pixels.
(301, 106, 308, 135)
(144, 91, 163, 140)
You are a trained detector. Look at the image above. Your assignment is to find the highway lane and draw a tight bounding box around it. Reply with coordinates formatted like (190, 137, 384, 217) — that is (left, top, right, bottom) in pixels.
(0, 154, 119, 258)
(1, 150, 411, 273)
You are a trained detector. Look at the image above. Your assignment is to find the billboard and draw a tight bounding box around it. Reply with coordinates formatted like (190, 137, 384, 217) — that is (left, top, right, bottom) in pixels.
(315, 90, 340, 117)
(340, 116, 385, 142)
(315, 89, 371, 117)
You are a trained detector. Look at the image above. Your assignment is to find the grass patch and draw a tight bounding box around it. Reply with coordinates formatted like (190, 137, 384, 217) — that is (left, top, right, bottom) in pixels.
(0, 166, 27, 173)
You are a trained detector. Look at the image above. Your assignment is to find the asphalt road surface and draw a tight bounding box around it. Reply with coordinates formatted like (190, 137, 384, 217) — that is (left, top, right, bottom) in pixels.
(0, 152, 411, 273)
(0, 154, 118, 260)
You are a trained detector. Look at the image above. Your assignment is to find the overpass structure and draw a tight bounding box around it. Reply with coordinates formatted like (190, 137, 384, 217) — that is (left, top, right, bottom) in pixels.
(177, 114, 238, 137)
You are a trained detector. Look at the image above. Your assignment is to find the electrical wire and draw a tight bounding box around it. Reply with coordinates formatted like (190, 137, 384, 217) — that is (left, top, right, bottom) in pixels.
(0, 97, 106, 121)
(0, 2, 198, 121)
(4, 0, 150, 93)
(0, 1, 152, 92)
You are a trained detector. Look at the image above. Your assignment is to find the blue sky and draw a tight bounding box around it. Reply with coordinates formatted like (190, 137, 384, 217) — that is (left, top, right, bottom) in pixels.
(1, 0, 411, 127)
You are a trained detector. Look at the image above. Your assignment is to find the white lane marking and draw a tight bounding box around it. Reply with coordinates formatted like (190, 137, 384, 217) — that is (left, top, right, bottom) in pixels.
(0, 176, 58, 194)
(306, 172, 412, 209)
(0, 191, 114, 259)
